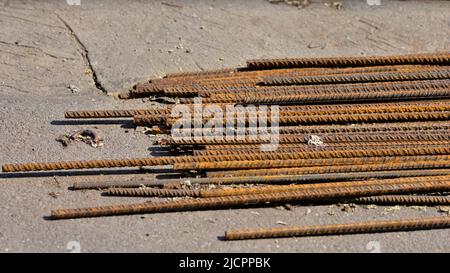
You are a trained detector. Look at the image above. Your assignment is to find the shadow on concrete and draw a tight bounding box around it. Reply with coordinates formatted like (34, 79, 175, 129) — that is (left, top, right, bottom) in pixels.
(51, 119, 134, 128)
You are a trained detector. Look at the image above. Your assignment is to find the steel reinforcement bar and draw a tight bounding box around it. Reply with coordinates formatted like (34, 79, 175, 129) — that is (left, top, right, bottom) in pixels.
(50, 179, 450, 219)
(224, 215, 450, 240)
(6, 146, 450, 172)
(246, 52, 450, 69)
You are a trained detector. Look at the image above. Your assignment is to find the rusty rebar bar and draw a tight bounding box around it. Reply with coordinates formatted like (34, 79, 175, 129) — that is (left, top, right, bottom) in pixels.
(125, 70, 448, 99)
(181, 158, 450, 172)
(139, 109, 450, 127)
(205, 159, 450, 178)
(73, 168, 450, 190)
(232, 88, 450, 105)
(195, 175, 450, 198)
(71, 179, 170, 190)
(191, 143, 450, 156)
(198, 141, 450, 152)
(6, 146, 450, 172)
(64, 109, 170, 119)
(346, 195, 450, 206)
(161, 65, 429, 84)
(193, 145, 450, 156)
(163, 111, 450, 127)
(202, 79, 450, 97)
(192, 144, 450, 156)
(100, 171, 450, 195)
(163, 131, 450, 146)
(246, 52, 450, 69)
(161, 69, 446, 96)
(156, 121, 450, 136)
(163, 68, 237, 78)
(157, 66, 445, 90)
(163, 79, 448, 97)
(224, 215, 450, 240)
(50, 179, 450, 219)
(64, 101, 450, 120)
(261, 69, 450, 86)
(106, 188, 202, 197)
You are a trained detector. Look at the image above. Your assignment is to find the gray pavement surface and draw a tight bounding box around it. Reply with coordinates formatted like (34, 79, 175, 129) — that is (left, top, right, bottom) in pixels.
(0, 0, 449, 252)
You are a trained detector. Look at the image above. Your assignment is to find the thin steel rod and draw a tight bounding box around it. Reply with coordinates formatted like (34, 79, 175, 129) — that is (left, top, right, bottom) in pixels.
(64, 101, 450, 120)
(101, 171, 450, 197)
(261, 69, 450, 86)
(246, 52, 450, 69)
(162, 131, 450, 145)
(72, 168, 450, 190)
(224, 215, 450, 240)
(346, 195, 450, 206)
(231, 88, 450, 105)
(164, 79, 448, 97)
(50, 179, 450, 219)
(6, 146, 450, 172)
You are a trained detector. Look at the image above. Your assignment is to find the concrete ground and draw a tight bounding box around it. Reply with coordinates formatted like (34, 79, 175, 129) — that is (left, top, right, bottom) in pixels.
(0, 0, 449, 253)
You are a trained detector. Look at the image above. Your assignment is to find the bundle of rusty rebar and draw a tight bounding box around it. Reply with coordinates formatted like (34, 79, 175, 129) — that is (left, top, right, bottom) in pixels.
(4, 52, 450, 240)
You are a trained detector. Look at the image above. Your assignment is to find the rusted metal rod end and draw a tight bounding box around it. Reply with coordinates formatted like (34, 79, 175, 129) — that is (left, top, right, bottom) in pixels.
(105, 187, 200, 197)
(349, 194, 450, 205)
(224, 216, 450, 240)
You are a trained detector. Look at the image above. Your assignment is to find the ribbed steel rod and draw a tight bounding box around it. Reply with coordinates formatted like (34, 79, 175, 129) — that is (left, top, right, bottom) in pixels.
(50, 179, 450, 219)
(125, 74, 448, 99)
(71, 179, 169, 190)
(151, 66, 447, 91)
(198, 175, 450, 198)
(181, 158, 450, 172)
(190, 143, 450, 156)
(106, 188, 202, 197)
(136, 108, 450, 126)
(201, 79, 450, 97)
(199, 141, 450, 152)
(160, 65, 429, 84)
(138, 110, 450, 127)
(261, 69, 450, 86)
(347, 195, 450, 206)
(192, 145, 449, 156)
(160, 68, 443, 96)
(204, 160, 450, 179)
(64, 109, 170, 119)
(224, 215, 450, 240)
(159, 121, 450, 136)
(163, 65, 413, 80)
(72, 157, 450, 190)
(102, 171, 450, 197)
(186, 99, 450, 110)
(246, 52, 450, 69)
(163, 68, 237, 79)
(73, 168, 450, 190)
(64, 102, 450, 120)
(233, 88, 450, 105)
(198, 143, 450, 154)
(164, 80, 449, 98)
(72, 179, 173, 190)
(163, 111, 450, 127)
(163, 132, 450, 146)
(6, 147, 450, 172)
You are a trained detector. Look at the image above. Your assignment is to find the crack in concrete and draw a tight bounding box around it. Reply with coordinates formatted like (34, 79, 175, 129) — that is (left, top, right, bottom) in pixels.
(55, 13, 108, 93)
